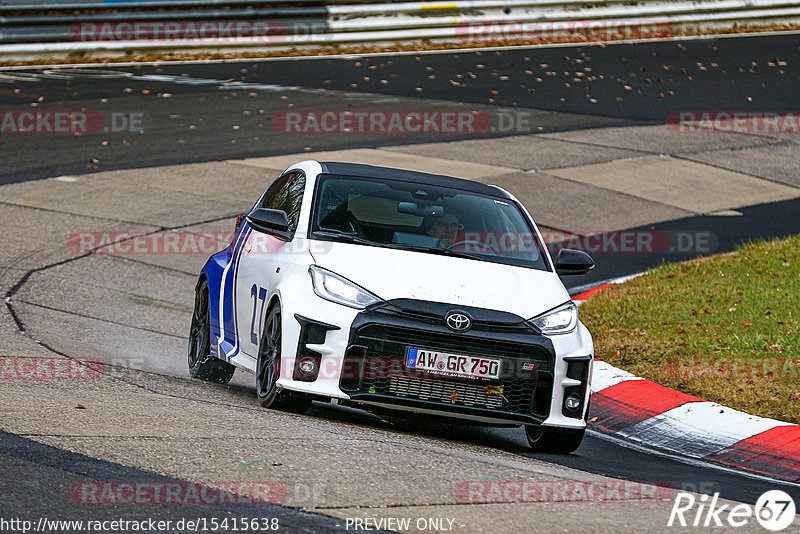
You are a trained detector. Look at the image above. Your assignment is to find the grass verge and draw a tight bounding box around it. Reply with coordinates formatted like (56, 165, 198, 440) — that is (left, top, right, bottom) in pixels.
(579, 235, 800, 424)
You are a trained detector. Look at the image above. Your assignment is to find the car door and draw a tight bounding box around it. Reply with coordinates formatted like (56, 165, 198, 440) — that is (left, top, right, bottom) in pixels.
(234, 172, 306, 359)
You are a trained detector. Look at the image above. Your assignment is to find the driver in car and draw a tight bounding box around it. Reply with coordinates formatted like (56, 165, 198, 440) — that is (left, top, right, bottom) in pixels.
(427, 212, 462, 248)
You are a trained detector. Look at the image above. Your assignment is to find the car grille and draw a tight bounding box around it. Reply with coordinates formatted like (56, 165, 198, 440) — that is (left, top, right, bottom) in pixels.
(342, 323, 554, 419)
(388, 375, 503, 409)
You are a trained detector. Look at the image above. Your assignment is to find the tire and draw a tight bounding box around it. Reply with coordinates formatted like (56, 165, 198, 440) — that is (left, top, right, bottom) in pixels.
(525, 425, 585, 453)
(188, 279, 235, 384)
(255, 305, 312, 414)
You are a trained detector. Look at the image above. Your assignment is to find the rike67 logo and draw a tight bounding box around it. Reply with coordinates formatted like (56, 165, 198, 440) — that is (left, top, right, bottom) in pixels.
(669, 490, 796, 531)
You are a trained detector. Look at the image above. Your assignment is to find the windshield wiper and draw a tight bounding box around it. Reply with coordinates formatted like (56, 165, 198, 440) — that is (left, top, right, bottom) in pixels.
(387, 243, 485, 261)
(312, 230, 384, 247)
(313, 231, 486, 260)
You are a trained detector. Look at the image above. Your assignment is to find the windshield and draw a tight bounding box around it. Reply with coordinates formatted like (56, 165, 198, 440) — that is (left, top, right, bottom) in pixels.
(310, 174, 550, 271)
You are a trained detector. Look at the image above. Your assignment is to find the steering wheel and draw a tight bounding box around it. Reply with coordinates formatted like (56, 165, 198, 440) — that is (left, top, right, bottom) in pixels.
(447, 238, 497, 255)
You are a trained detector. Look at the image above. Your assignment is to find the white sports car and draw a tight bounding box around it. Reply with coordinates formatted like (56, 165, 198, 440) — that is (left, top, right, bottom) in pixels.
(189, 161, 596, 452)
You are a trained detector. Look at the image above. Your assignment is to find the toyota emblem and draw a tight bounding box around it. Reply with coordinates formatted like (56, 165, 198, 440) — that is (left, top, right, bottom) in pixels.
(445, 311, 472, 332)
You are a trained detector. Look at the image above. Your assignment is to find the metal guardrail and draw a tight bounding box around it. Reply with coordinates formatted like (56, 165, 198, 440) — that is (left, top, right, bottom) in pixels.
(1, 0, 799, 58)
(0, 0, 351, 10)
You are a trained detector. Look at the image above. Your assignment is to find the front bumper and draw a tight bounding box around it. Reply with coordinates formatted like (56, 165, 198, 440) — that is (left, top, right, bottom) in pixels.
(281, 296, 592, 427)
(341, 305, 556, 425)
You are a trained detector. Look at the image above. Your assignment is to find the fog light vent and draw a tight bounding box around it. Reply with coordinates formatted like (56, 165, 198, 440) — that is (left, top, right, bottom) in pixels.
(298, 357, 316, 374)
(293, 314, 340, 382)
(565, 393, 582, 411)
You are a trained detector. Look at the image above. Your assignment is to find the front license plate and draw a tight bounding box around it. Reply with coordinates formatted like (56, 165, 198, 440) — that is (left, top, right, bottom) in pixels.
(405, 347, 501, 380)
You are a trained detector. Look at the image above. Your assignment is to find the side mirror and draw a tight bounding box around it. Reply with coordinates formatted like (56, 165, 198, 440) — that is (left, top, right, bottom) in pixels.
(555, 249, 595, 276)
(246, 208, 289, 234)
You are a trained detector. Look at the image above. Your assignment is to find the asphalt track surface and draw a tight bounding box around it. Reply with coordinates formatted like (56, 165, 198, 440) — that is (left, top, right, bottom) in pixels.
(2, 33, 800, 530)
(0, 431, 363, 534)
(2, 33, 799, 182)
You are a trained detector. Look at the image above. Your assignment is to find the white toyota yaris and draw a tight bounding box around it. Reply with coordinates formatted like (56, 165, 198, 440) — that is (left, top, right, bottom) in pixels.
(189, 160, 596, 452)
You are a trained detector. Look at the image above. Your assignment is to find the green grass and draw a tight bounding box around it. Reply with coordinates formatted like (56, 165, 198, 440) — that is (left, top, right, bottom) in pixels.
(579, 235, 800, 424)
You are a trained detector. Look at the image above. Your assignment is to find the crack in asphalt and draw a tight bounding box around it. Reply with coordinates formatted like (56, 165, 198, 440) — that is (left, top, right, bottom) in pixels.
(539, 135, 800, 161)
(3, 344, 594, 484)
(13, 299, 187, 338)
(670, 144, 800, 189)
(1, 208, 252, 410)
(0, 199, 164, 226)
(4, 189, 796, 489)
(15, 268, 193, 310)
(14, 371, 589, 482)
(106, 254, 199, 276)
(4, 209, 241, 331)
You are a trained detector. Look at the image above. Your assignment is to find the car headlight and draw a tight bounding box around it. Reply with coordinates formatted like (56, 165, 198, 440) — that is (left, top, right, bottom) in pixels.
(309, 266, 382, 309)
(530, 302, 578, 334)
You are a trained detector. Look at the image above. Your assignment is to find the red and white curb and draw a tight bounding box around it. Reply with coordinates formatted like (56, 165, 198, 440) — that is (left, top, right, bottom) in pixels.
(573, 277, 800, 484)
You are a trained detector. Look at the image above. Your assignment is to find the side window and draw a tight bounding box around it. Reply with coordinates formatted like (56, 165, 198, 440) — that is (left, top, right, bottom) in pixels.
(259, 172, 306, 232)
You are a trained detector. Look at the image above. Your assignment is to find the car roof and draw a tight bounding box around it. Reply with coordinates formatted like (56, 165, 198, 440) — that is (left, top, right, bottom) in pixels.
(317, 162, 511, 199)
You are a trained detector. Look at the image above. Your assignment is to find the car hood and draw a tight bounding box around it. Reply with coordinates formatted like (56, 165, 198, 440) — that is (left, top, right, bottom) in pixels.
(310, 241, 569, 319)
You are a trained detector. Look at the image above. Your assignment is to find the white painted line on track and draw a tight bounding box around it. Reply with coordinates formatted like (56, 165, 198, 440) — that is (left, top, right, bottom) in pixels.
(617, 401, 788, 458)
(590, 360, 644, 392)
